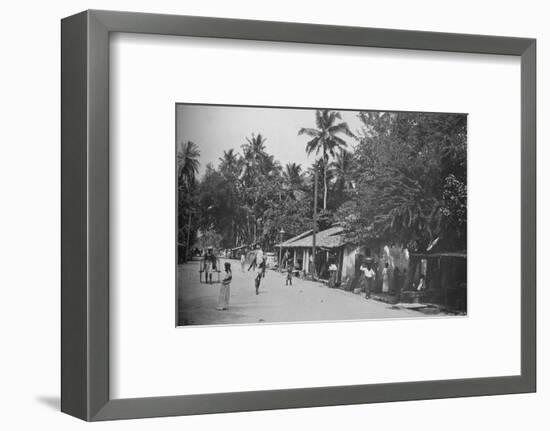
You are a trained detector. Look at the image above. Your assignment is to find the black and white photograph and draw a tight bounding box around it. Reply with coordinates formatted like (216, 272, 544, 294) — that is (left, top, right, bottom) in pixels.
(176, 104, 467, 326)
(2, 1, 541, 427)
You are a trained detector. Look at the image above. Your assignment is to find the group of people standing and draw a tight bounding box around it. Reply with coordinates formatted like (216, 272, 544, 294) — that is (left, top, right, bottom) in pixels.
(200, 248, 232, 311)
(205, 244, 268, 312)
(202, 248, 218, 284)
(359, 261, 410, 299)
(206, 246, 418, 312)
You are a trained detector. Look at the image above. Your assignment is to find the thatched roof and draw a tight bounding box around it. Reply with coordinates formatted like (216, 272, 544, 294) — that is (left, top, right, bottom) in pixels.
(276, 226, 346, 249)
(276, 230, 313, 247)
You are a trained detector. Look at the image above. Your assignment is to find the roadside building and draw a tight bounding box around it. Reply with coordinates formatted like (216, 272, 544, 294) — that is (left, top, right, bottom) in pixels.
(276, 226, 466, 312)
(276, 226, 410, 291)
(276, 226, 355, 283)
(404, 249, 467, 312)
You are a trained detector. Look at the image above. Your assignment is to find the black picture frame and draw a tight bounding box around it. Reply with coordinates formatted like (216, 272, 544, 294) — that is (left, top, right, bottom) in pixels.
(61, 9, 536, 421)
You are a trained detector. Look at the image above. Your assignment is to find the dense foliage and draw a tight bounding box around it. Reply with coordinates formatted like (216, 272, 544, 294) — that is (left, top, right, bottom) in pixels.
(193, 133, 314, 250)
(340, 111, 467, 252)
(177, 109, 467, 259)
(298, 110, 355, 210)
(177, 141, 201, 262)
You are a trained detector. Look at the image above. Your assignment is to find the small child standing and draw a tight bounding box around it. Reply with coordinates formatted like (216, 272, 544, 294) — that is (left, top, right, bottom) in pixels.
(216, 262, 232, 310)
(286, 264, 293, 286)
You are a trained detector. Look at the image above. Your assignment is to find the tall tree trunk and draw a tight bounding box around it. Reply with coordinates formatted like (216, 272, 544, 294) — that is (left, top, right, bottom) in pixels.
(323, 159, 328, 210)
(312, 169, 318, 279)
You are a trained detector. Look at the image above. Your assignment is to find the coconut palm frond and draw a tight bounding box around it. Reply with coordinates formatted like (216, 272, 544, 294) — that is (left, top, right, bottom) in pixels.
(298, 127, 320, 137)
(315, 110, 325, 129)
(328, 122, 355, 138)
(177, 141, 201, 185)
(305, 137, 321, 155)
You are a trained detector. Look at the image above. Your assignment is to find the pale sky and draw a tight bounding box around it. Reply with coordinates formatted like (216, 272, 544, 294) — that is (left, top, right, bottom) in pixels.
(176, 104, 365, 177)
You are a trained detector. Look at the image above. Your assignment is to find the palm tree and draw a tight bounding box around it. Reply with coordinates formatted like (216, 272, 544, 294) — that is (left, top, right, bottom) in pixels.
(246, 133, 267, 154)
(282, 162, 304, 192)
(331, 149, 355, 194)
(177, 141, 200, 188)
(218, 148, 244, 247)
(240, 133, 277, 244)
(298, 110, 354, 209)
(240, 133, 267, 184)
(176, 141, 200, 263)
(218, 148, 241, 179)
(219, 148, 238, 166)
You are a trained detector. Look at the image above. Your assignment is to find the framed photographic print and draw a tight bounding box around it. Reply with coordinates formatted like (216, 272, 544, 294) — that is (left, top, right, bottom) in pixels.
(61, 9, 536, 421)
(175, 103, 468, 326)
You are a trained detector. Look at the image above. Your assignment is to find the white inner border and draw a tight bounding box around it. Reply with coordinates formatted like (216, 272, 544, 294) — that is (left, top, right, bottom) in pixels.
(110, 33, 521, 398)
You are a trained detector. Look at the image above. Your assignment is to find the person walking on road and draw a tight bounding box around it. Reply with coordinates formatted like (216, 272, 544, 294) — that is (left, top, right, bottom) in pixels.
(216, 262, 232, 310)
(248, 244, 263, 271)
(253, 259, 265, 295)
(248, 244, 265, 295)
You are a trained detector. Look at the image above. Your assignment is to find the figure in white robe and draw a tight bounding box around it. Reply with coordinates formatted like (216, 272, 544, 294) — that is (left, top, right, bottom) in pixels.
(216, 263, 232, 310)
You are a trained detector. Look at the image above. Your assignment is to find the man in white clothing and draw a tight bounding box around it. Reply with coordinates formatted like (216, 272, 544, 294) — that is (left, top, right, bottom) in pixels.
(248, 244, 264, 295)
(360, 262, 376, 299)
